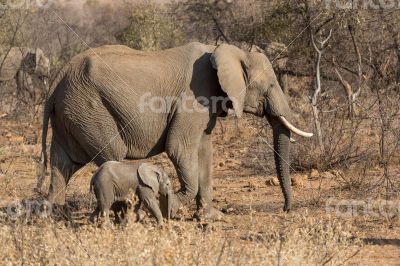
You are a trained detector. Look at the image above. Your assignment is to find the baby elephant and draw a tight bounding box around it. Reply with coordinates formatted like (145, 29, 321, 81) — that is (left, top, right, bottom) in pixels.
(89, 161, 172, 225)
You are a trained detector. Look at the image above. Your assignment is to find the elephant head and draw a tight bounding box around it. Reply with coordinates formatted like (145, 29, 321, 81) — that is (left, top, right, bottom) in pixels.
(211, 44, 313, 211)
(138, 163, 173, 219)
(158, 171, 173, 220)
(0, 47, 50, 81)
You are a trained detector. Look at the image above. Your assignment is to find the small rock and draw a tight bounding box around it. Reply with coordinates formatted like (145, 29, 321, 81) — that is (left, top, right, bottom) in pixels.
(291, 175, 305, 187)
(309, 169, 320, 179)
(239, 147, 249, 154)
(266, 177, 279, 186)
(222, 207, 234, 214)
(321, 171, 335, 179)
(218, 162, 224, 167)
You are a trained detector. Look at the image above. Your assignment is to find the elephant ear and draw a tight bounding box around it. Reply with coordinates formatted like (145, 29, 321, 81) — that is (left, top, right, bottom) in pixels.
(0, 47, 25, 81)
(211, 44, 249, 118)
(35, 48, 49, 76)
(137, 163, 160, 193)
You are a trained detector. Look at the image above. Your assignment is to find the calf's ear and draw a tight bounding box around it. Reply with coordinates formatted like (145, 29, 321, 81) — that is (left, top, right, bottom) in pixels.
(137, 163, 160, 193)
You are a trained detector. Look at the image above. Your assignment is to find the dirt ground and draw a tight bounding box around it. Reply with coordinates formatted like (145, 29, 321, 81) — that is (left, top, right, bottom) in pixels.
(0, 111, 399, 265)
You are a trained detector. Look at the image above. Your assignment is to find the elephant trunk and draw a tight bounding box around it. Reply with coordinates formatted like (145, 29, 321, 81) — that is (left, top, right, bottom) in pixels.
(159, 190, 173, 220)
(167, 190, 172, 220)
(264, 83, 312, 211)
(268, 115, 292, 212)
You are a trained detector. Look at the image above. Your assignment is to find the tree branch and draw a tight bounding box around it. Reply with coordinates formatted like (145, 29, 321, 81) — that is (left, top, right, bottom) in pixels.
(212, 15, 230, 43)
(311, 29, 332, 154)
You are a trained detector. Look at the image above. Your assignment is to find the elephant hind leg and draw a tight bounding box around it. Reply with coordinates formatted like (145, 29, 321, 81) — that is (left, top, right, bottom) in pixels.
(47, 138, 83, 205)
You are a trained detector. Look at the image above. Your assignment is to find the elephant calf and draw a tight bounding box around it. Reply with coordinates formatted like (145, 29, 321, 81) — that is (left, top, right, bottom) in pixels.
(89, 161, 172, 225)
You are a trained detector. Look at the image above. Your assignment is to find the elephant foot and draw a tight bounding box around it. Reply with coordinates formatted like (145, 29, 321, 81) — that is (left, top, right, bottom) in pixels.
(194, 207, 224, 222)
(283, 202, 291, 212)
(283, 207, 290, 212)
(157, 219, 164, 227)
(98, 212, 113, 229)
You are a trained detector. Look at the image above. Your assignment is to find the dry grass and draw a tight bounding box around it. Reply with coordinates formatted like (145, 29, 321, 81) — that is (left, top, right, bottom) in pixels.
(0, 213, 361, 265)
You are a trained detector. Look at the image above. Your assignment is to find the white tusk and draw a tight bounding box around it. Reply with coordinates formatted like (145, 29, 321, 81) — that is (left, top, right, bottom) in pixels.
(278, 116, 314, 138)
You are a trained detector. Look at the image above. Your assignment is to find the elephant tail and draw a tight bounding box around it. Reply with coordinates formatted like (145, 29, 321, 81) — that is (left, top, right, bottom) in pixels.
(36, 65, 70, 192)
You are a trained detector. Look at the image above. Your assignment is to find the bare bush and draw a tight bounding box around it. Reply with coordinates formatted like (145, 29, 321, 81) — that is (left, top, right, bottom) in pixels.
(117, 1, 185, 51)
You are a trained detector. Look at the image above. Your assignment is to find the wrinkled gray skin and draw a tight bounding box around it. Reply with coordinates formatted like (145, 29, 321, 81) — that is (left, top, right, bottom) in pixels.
(38, 42, 312, 219)
(89, 161, 172, 225)
(0, 47, 50, 103)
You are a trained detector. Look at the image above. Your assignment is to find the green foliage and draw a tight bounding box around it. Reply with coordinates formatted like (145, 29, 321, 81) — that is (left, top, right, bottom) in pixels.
(117, 2, 184, 51)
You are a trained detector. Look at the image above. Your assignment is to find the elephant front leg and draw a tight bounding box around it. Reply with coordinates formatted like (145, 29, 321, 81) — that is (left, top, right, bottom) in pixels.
(195, 133, 223, 221)
(165, 113, 216, 219)
(166, 141, 201, 218)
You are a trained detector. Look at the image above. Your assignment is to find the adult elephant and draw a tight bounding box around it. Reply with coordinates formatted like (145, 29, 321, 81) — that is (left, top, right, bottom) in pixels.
(38, 42, 313, 219)
(0, 47, 50, 104)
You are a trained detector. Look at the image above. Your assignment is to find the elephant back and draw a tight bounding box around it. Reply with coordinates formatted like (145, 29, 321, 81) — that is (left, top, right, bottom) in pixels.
(0, 47, 30, 81)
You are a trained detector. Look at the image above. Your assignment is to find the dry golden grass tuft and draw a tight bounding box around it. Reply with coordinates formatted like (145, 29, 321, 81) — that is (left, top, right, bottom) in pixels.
(0, 213, 361, 265)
